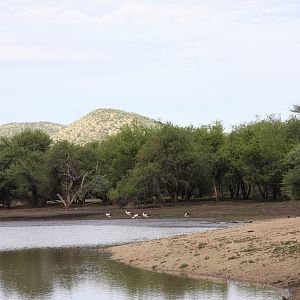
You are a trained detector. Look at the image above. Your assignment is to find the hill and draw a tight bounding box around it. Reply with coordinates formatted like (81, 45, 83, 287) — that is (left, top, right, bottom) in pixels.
(0, 122, 66, 138)
(53, 108, 159, 144)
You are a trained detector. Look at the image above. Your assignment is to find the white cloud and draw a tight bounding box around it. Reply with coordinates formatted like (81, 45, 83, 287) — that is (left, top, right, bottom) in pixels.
(0, 0, 299, 71)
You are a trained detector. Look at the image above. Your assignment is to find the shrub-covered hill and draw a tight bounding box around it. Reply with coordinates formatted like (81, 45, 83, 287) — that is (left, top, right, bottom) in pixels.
(0, 122, 66, 138)
(52, 108, 160, 144)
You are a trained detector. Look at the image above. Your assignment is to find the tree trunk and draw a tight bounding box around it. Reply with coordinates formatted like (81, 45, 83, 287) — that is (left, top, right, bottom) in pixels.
(57, 193, 76, 209)
(213, 178, 219, 201)
(241, 180, 246, 199)
(235, 183, 240, 198)
(229, 185, 234, 199)
(159, 195, 165, 207)
(256, 183, 266, 199)
(246, 184, 251, 199)
(272, 184, 277, 200)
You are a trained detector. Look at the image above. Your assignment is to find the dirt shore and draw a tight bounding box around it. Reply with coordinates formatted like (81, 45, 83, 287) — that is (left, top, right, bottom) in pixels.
(0, 200, 299, 221)
(107, 217, 300, 299)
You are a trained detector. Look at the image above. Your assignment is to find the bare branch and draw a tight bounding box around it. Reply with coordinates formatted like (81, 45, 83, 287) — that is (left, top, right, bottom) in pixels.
(57, 193, 67, 207)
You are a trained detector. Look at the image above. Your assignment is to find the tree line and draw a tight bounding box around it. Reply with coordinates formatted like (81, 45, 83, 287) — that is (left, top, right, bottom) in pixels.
(0, 108, 299, 208)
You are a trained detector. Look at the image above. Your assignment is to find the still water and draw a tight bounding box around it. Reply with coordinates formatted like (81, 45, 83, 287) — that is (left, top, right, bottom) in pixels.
(0, 219, 283, 299)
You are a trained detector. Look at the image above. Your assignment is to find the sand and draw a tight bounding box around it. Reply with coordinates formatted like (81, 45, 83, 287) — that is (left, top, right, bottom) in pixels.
(107, 217, 300, 299)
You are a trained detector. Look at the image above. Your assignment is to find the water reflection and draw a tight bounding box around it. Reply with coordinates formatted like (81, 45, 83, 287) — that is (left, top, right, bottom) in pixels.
(0, 247, 281, 300)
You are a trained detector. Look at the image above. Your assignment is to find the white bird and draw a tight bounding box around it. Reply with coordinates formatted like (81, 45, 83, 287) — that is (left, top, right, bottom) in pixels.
(184, 212, 190, 218)
(142, 213, 151, 218)
(125, 209, 132, 216)
(105, 213, 112, 219)
(132, 213, 139, 219)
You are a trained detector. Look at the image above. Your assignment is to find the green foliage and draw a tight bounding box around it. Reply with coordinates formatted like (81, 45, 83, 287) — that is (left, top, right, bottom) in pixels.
(137, 124, 193, 173)
(46, 140, 108, 206)
(110, 123, 222, 203)
(191, 122, 226, 199)
(108, 116, 300, 204)
(291, 104, 300, 114)
(221, 116, 300, 199)
(109, 162, 163, 204)
(136, 124, 195, 202)
(0, 130, 52, 207)
(283, 144, 300, 200)
(13, 129, 52, 152)
(231, 117, 288, 182)
(99, 124, 151, 187)
(0, 109, 299, 208)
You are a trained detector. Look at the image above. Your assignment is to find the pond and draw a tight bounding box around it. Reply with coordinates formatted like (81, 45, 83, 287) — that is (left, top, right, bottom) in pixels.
(0, 219, 283, 299)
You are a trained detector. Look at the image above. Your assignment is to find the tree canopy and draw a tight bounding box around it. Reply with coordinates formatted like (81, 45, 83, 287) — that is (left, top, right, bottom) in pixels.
(0, 111, 299, 209)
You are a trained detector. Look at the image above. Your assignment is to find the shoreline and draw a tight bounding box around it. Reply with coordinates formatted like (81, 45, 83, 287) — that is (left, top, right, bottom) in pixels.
(106, 217, 300, 300)
(0, 200, 299, 222)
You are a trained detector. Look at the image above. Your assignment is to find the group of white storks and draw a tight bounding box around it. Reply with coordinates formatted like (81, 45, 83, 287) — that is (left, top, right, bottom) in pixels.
(105, 210, 191, 219)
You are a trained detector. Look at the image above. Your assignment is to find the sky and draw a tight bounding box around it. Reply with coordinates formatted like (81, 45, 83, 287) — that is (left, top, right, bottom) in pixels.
(0, 0, 299, 129)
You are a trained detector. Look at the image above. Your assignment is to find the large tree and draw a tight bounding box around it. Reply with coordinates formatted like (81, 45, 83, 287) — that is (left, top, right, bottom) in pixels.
(98, 124, 151, 187)
(0, 130, 51, 207)
(110, 124, 216, 204)
(47, 140, 109, 208)
(192, 122, 225, 200)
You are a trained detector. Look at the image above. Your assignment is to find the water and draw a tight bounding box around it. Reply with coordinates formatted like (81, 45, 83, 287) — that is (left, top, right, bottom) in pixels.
(0, 219, 283, 299)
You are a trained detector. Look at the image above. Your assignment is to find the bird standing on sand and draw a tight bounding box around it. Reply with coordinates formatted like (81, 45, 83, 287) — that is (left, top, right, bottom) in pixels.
(184, 212, 190, 218)
(132, 213, 139, 219)
(142, 213, 151, 218)
(105, 213, 112, 219)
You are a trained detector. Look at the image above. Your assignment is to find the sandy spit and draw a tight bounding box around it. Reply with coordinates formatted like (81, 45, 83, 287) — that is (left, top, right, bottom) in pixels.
(106, 217, 300, 299)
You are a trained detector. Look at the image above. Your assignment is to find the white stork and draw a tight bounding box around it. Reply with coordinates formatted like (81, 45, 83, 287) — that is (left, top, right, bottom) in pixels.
(142, 213, 151, 218)
(105, 213, 112, 219)
(125, 209, 132, 216)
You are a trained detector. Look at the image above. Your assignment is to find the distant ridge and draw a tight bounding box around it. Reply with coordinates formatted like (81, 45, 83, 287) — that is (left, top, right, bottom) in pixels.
(0, 109, 160, 144)
(52, 108, 160, 144)
(0, 122, 66, 138)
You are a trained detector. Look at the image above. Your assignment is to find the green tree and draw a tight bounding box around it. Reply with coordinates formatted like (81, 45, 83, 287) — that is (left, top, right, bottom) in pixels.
(47, 140, 109, 207)
(0, 130, 51, 207)
(136, 124, 195, 204)
(109, 162, 164, 206)
(192, 122, 225, 200)
(98, 124, 151, 187)
(291, 104, 300, 114)
(283, 144, 300, 200)
(223, 116, 299, 200)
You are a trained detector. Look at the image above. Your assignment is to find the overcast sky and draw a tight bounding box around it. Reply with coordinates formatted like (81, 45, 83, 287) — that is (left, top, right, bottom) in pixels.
(0, 0, 299, 128)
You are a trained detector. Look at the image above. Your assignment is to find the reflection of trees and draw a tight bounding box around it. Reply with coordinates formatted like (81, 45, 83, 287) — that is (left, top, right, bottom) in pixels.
(0, 248, 228, 299)
(0, 248, 90, 298)
(97, 254, 228, 299)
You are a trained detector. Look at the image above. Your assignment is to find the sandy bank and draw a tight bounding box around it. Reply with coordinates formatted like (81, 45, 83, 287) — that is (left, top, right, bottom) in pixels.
(107, 217, 300, 299)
